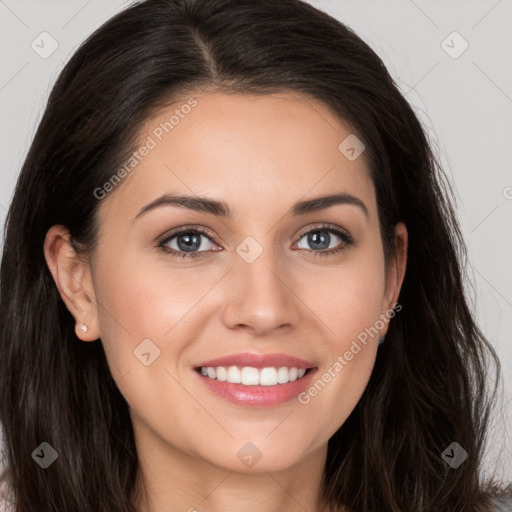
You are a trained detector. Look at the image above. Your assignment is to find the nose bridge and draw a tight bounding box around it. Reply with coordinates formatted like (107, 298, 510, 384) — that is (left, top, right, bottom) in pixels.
(238, 236, 284, 295)
(222, 234, 300, 333)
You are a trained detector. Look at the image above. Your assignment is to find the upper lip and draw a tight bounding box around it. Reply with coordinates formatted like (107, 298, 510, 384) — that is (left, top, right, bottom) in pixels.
(194, 352, 316, 370)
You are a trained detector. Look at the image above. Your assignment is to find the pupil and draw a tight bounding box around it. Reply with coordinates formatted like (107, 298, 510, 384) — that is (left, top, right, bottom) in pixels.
(309, 230, 329, 250)
(178, 233, 200, 252)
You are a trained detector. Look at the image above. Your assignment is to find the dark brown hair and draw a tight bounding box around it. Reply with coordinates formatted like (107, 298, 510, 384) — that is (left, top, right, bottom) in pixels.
(0, 0, 509, 510)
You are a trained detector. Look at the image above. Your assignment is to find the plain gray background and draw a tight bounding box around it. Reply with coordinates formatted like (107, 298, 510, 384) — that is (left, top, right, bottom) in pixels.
(0, 0, 511, 482)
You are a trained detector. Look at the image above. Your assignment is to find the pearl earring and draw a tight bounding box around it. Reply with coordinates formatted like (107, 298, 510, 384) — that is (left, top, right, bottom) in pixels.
(81, 324, 88, 333)
(378, 335, 386, 345)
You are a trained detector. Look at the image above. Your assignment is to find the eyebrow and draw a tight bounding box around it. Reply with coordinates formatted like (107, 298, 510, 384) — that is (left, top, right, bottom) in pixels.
(132, 192, 369, 222)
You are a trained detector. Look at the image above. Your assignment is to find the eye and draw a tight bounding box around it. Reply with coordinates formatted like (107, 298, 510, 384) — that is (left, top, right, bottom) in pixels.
(156, 223, 354, 259)
(156, 227, 220, 259)
(294, 224, 354, 257)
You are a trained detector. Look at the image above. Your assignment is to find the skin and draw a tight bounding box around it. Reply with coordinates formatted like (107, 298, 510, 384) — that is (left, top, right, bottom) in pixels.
(44, 92, 407, 512)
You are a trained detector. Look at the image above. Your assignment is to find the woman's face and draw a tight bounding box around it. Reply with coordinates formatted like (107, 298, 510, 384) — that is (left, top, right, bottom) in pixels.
(51, 92, 406, 475)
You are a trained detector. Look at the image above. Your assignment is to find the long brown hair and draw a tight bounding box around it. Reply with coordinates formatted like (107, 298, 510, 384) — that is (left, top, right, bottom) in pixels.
(0, 0, 509, 510)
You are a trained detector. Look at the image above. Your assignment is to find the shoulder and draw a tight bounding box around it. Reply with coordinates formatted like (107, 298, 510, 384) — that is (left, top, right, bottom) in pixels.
(491, 484, 512, 512)
(0, 431, 14, 512)
(0, 482, 15, 512)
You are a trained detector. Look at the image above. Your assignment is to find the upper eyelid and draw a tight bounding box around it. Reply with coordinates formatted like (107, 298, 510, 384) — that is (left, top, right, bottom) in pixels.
(157, 224, 216, 245)
(297, 222, 351, 239)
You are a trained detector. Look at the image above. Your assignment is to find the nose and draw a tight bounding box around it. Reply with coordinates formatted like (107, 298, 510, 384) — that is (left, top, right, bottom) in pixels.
(221, 242, 302, 336)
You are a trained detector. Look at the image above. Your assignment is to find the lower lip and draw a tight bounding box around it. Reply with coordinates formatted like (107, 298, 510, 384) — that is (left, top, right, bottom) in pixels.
(194, 368, 318, 407)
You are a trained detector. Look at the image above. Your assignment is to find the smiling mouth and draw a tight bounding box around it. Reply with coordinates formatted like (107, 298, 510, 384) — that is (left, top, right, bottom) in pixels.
(194, 365, 314, 386)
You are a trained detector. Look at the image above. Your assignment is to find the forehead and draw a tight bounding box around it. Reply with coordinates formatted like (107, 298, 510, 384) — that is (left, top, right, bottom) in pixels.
(98, 92, 375, 224)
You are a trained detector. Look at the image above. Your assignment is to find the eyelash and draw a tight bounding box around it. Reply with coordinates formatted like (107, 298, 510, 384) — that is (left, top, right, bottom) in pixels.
(156, 223, 354, 259)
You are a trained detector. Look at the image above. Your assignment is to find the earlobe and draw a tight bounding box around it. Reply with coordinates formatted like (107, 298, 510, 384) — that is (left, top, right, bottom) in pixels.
(43, 225, 100, 341)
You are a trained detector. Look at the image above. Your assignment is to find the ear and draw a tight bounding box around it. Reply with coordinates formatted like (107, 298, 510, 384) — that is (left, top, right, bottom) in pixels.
(380, 222, 407, 326)
(43, 225, 100, 341)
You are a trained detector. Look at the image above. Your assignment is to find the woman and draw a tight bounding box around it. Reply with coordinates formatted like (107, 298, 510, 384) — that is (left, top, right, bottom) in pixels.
(0, 0, 510, 510)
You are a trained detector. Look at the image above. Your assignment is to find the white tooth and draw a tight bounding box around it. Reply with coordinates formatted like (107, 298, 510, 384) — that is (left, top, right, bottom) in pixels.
(202, 365, 307, 385)
(277, 367, 290, 384)
(226, 366, 242, 384)
(260, 367, 278, 386)
(216, 366, 227, 381)
(241, 367, 260, 385)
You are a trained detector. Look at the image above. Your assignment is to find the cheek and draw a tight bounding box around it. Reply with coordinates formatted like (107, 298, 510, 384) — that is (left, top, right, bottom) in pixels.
(301, 301, 380, 440)
(92, 251, 218, 376)
(94, 237, 386, 358)
(303, 253, 387, 343)
(296, 252, 385, 425)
